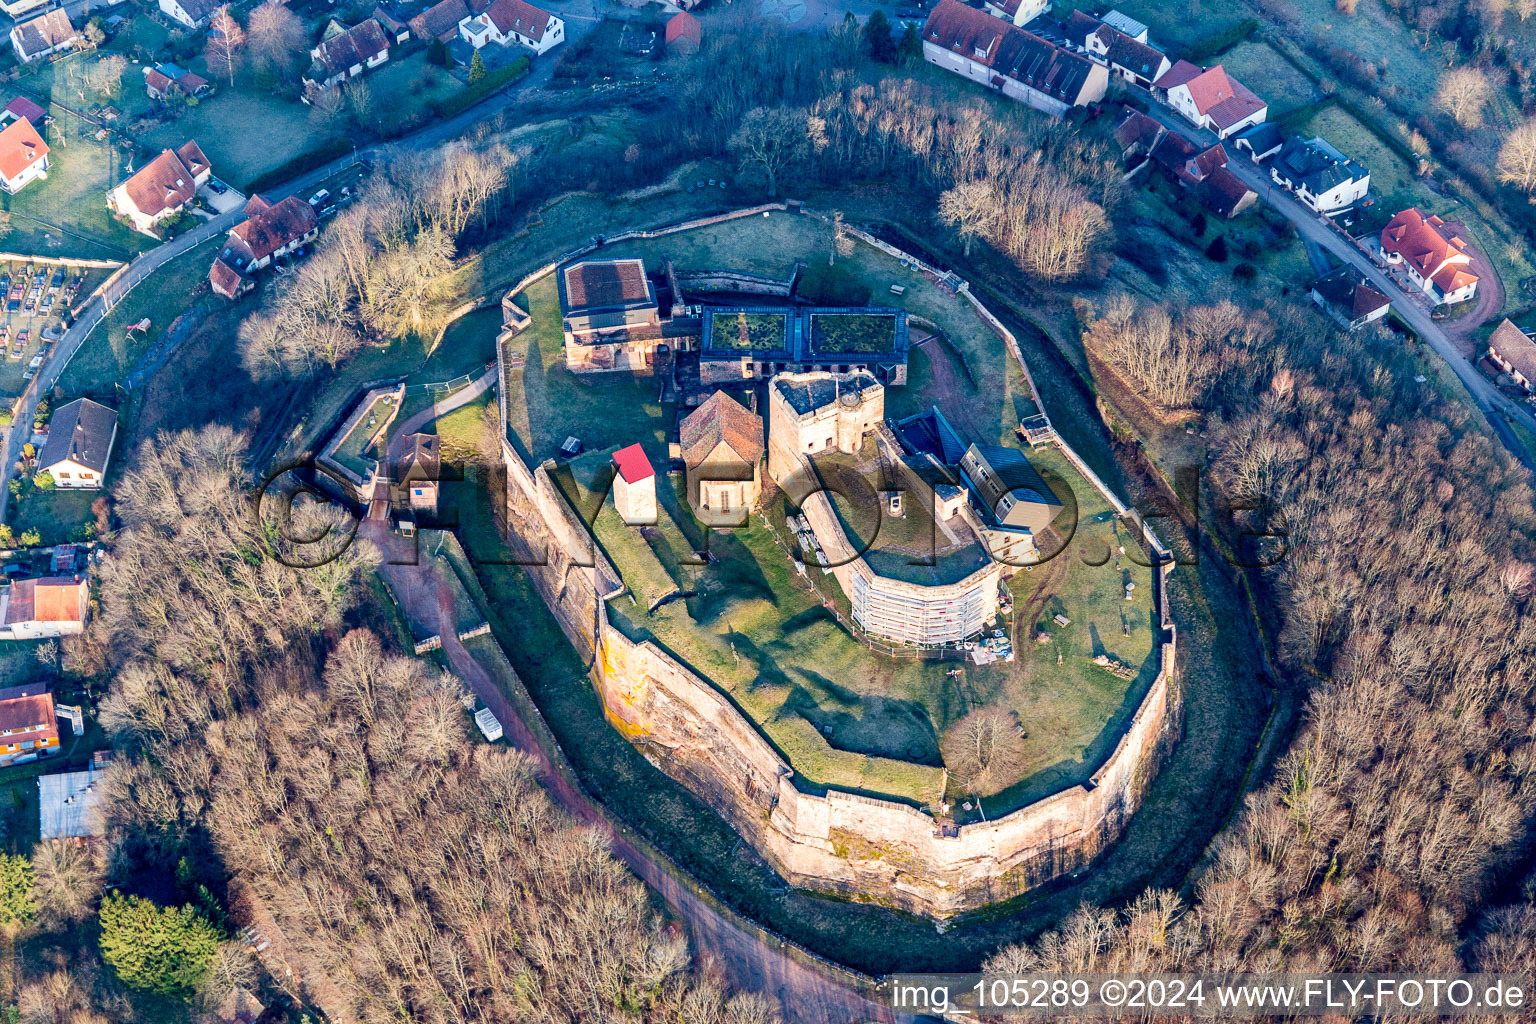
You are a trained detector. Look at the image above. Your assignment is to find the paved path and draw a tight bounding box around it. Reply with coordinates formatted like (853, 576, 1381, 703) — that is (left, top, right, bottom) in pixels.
(1139, 102, 1536, 463)
(363, 523, 905, 1024)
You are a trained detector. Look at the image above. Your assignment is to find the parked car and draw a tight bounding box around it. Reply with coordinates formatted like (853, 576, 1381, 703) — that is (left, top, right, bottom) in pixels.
(207, 180, 227, 195)
(309, 189, 330, 207)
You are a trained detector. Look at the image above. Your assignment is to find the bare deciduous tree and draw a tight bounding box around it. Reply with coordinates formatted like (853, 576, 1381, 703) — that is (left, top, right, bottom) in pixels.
(1497, 117, 1536, 195)
(937, 180, 997, 257)
(1433, 67, 1491, 129)
(204, 7, 245, 86)
(728, 106, 809, 196)
(246, 0, 307, 79)
(942, 708, 1028, 794)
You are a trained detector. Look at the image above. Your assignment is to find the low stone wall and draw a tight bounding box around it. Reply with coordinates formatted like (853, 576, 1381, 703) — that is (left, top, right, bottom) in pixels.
(676, 268, 798, 298)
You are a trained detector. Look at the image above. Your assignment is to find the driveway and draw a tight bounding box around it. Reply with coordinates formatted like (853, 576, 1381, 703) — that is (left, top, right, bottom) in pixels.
(1138, 101, 1536, 467)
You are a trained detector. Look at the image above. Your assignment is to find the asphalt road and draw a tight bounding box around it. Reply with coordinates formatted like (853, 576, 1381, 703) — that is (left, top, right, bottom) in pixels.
(1139, 102, 1536, 466)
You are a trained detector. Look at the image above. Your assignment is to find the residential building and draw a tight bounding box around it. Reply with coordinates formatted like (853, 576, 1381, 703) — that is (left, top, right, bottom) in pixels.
(1112, 107, 1165, 172)
(372, 6, 412, 43)
(1488, 319, 1536, 394)
(209, 194, 319, 298)
(1065, 12, 1168, 87)
(1, 96, 46, 127)
(557, 258, 662, 364)
(1309, 267, 1391, 331)
(957, 442, 1063, 566)
(766, 371, 885, 488)
(0, 684, 58, 767)
(664, 10, 700, 54)
(1231, 121, 1283, 162)
(981, 0, 1046, 28)
(37, 398, 117, 489)
(1201, 166, 1257, 219)
(611, 443, 657, 526)
(458, 0, 563, 52)
(1100, 9, 1149, 39)
(107, 141, 212, 236)
(679, 391, 763, 526)
(1154, 60, 1267, 138)
(411, 0, 485, 41)
(1378, 208, 1478, 306)
(143, 62, 211, 101)
(158, 0, 216, 29)
(922, 0, 1108, 118)
(38, 753, 110, 840)
(0, 117, 48, 194)
(1152, 134, 1229, 188)
(0, 0, 50, 20)
(1270, 135, 1369, 214)
(0, 577, 89, 640)
(394, 433, 440, 513)
(305, 18, 394, 91)
(9, 8, 76, 63)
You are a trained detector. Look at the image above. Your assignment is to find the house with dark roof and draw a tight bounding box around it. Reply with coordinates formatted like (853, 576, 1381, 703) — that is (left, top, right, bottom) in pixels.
(1064, 12, 1169, 87)
(1153, 135, 1230, 187)
(0, 684, 58, 766)
(158, 0, 217, 29)
(1200, 166, 1257, 219)
(1155, 60, 1267, 138)
(143, 62, 211, 101)
(766, 371, 884, 487)
(1231, 121, 1283, 162)
(0, 577, 88, 640)
(394, 433, 441, 513)
(9, 8, 76, 63)
(1379, 208, 1478, 306)
(957, 442, 1062, 565)
(922, 0, 1108, 118)
(1309, 267, 1390, 331)
(0, 117, 47, 194)
(209, 194, 319, 298)
(107, 140, 212, 236)
(304, 18, 395, 91)
(699, 306, 910, 386)
(1488, 319, 1536, 394)
(1112, 107, 1165, 176)
(679, 391, 763, 526)
(411, 0, 488, 40)
(38, 398, 116, 489)
(457, 0, 563, 53)
(981, 0, 1046, 28)
(1270, 135, 1369, 214)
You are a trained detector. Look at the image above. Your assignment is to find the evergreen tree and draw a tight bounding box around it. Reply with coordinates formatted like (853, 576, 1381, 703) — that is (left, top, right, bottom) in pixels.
(0, 854, 34, 930)
(1204, 234, 1229, 262)
(468, 49, 486, 85)
(863, 9, 897, 63)
(428, 37, 448, 66)
(98, 893, 221, 999)
(897, 22, 922, 64)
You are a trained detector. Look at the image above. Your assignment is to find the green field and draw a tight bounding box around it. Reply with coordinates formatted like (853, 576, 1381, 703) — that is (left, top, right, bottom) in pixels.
(330, 392, 399, 478)
(138, 90, 338, 191)
(7, 487, 98, 546)
(1215, 40, 1316, 116)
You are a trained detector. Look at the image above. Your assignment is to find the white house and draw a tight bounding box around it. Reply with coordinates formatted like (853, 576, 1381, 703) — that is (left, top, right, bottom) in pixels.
(209, 194, 319, 298)
(981, 0, 1046, 28)
(107, 140, 212, 236)
(1487, 319, 1536, 395)
(1309, 268, 1391, 331)
(458, 0, 563, 54)
(1378, 208, 1479, 306)
(1155, 60, 1268, 138)
(0, 578, 88, 640)
(611, 443, 657, 526)
(304, 18, 394, 91)
(0, 118, 48, 194)
(1270, 135, 1369, 214)
(922, 0, 1107, 119)
(9, 8, 77, 63)
(158, 0, 216, 29)
(37, 398, 117, 489)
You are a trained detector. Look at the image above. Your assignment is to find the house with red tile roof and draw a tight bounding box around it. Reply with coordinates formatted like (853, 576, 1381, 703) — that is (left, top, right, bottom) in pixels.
(1155, 60, 1267, 138)
(611, 443, 657, 525)
(209, 194, 319, 298)
(664, 10, 700, 54)
(107, 140, 212, 236)
(0, 684, 58, 766)
(0, 117, 48, 194)
(1378, 208, 1478, 306)
(0, 96, 45, 127)
(0, 577, 88, 640)
(1310, 267, 1391, 331)
(9, 8, 76, 63)
(304, 18, 395, 91)
(679, 392, 763, 526)
(1487, 319, 1536, 394)
(458, 0, 563, 54)
(921, 0, 1107, 118)
(143, 62, 211, 102)
(411, 0, 488, 41)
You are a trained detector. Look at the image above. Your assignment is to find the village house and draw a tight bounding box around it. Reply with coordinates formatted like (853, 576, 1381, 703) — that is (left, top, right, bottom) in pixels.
(679, 391, 763, 527)
(1309, 267, 1391, 331)
(0, 577, 89, 640)
(1378, 208, 1478, 306)
(0, 684, 58, 767)
(1269, 135, 1369, 214)
(37, 397, 117, 488)
(1231, 122, 1283, 162)
(981, 0, 1047, 28)
(1143, 133, 1254, 217)
(458, 0, 563, 54)
(1201, 166, 1257, 219)
(664, 10, 700, 55)
(143, 62, 211, 101)
(411, 0, 487, 41)
(1487, 319, 1536, 395)
(1063, 10, 1169, 88)
(922, 0, 1108, 118)
(1112, 107, 1165, 174)
(9, 8, 77, 63)
(38, 752, 110, 841)
(158, 0, 216, 29)
(304, 17, 395, 92)
(1154, 60, 1268, 138)
(611, 443, 657, 526)
(0, 117, 48, 194)
(107, 140, 212, 236)
(394, 433, 441, 514)
(1, 97, 46, 129)
(209, 194, 319, 299)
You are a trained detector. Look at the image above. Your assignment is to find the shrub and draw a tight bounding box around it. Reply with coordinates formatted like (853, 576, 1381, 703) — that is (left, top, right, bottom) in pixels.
(1232, 262, 1258, 281)
(1205, 235, 1230, 262)
(244, 138, 354, 194)
(431, 58, 530, 118)
(32, 470, 53, 491)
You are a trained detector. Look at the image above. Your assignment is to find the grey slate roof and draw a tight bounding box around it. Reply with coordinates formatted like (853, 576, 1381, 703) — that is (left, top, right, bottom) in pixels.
(39, 398, 116, 475)
(773, 371, 880, 416)
(1273, 135, 1367, 195)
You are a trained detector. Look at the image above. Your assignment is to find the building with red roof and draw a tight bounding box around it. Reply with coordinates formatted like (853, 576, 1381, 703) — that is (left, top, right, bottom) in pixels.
(0, 577, 88, 640)
(304, 17, 395, 91)
(458, 0, 564, 54)
(1155, 60, 1267, 138)
(664, 10, 700, 54)
(143, 62, 211, 102)
(107, 140, 212, 236)
(982, 0, 1047, 27)
(1378, 208, 1478, 306)
(0, 116, 48, 194)
(209, 194, 319, 298)
(0, 684, 58, 767)
(1310, 267, 1391, 331)
(611, 443, 657, 525)
(1, 96, 46, 126)
(921, 0, 1108, 118)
